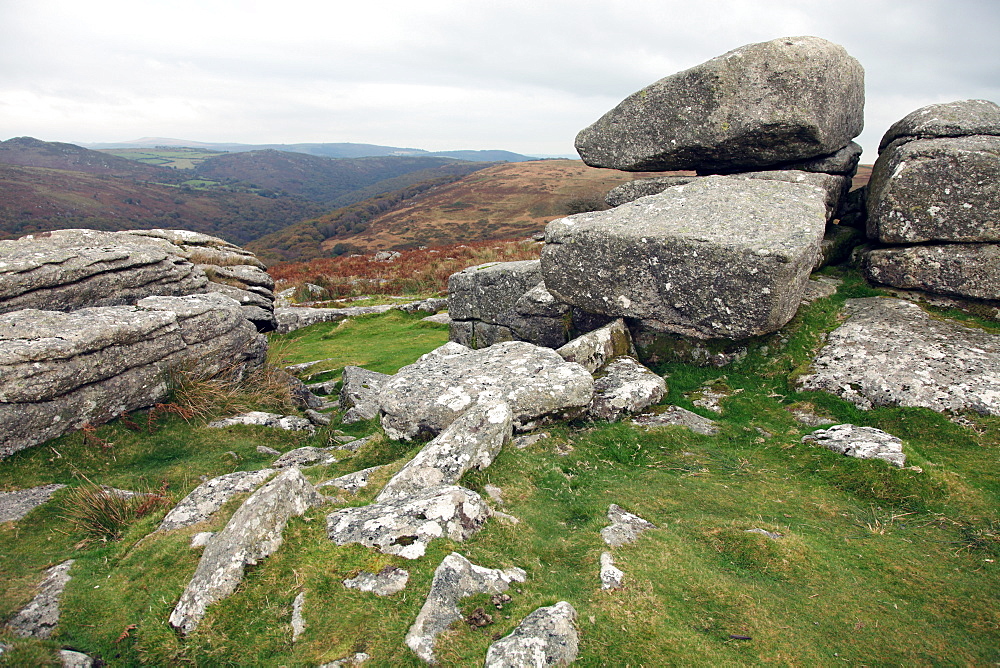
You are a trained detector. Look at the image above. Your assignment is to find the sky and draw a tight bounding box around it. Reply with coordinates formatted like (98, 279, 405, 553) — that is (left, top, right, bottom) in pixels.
(1, 0, 998, 163)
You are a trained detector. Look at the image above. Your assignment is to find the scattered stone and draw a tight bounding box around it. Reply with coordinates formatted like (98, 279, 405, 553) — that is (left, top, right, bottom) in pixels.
(397, 297, 449, 314)
(379, 341, 593, 441)
(374, 250, 401, 262)
(600, 552, 624, 590)
(483, 484, 504, 505)
(58, 650, 94, 668)
(541, 177, 828, 340)
(575, 36, 863, 172)
(158, 469, 275, 532)
(632, 406, 720, 436)
(274, 304, 394, 334)
(318, 652, 370, 667)
(7, 559, 74, 638)
(689, 384, 731, 413)
(786, 404, 835, 427)
(802, 424, 906, 467)
(317, 465, 384, 494)
(339, 366, 391, 424)
(343, 565, 410, 596)
(491, 510, 521, 525)
(745, 528, 783, 540)
(0, 484, 66, 523)
(405, 552, 526, 663)
(602, 504, 656, 547)
(306, 379, 339, 396)
(272, 446, 338, 468)
(862, 244, 1000, 301)
(327, 485, 491, 560)
(283, 358, 335, 374)
(589, 357, 667, 422)
(334, 435, 376, 452)
(169, 468, 325, 634)
(291, 591, 306, 642)
(191, 532, 214, 548)
(207, 411, 315, 434)
(484, 601, 579, 668)
(797, 298, 1000, 415)
(257, 445, 281, 456)
(513, 432, 551, 449)
(491, 593, 512, 609)
(556, 319, 633, 373)
(377, 401, 512, 502)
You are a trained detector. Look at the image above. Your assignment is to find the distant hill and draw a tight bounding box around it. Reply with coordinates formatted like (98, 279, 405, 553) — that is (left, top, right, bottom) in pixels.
(0, 136, 179, 181)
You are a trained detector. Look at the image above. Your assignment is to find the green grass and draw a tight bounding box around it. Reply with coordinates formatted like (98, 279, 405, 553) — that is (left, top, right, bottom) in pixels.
(1, 284, 998, 666)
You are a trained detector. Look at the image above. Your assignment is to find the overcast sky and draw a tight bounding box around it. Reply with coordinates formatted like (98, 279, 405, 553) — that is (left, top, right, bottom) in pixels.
(2, 0, 998, 163)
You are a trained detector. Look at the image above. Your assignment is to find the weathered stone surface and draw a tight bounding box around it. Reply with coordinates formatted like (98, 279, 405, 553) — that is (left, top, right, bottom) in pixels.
(798, 297, 1000, 414)
(781, 141, 862, 175)
(169, 468, 325, 634)
(0, 484, 66, 523)
(339, 366, 391, 424)
(291, 591, 306, 641)
(0, 293, 266, 458)
(557, 319, 633, 373)
(801, 276, 843, 305)
(867, 135, 1000, 243)
(317, 465, 384, 494)
(397, 297, 449, 314)
(191, 532, 214, 548)
(406, 552, 526, 663)
(575, 36, 864, 173)
(513, 432, 551, 449)
(271, 446, 337, 468)
(305, 409, 331, 426)
(158, 469, 275, 532)
(605, 175, 698, 207)
(600, 552, 624, 590)
(879, 99, 1000, 152)
(207, 412, 315, 434)
(484, 601, 579, 668)
(862, 244, 1000, 301)
(632, 406, 720, 435)
(602, 504, 656, 547)
(7, 560, 74, 638)
(343, 565, 410, 596)
(746, 528, 783, 540)
(802, 423, 906, 467)
(542, 177, 828, 339)
(379, 341, 593, 441)
(274, 304, 394, 334)
(422, 312, 451, 325)
(377, 401, 512, 502)
(589, 357, 666, 422)
(318, 653, 370, 667)
(326, 485, 490, 560)
(59, 650, 94, 668)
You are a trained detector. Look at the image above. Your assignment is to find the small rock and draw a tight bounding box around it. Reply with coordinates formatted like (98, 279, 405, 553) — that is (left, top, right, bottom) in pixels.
(745, 528, 783, 540)
(7, 560, 74, 638)
(787, 404, 836, 427)
(340, 366, 391, 424)
(291, 591, 306, 642)
(483, 484, 504, 505)
(513, 432, 550, 449)
(422, 312, 451, 325)
(600, 552, 624, 590)
(602, 504, 656, 547)
(0, 484, 66, 523)
(318, 652, 370, 667)
(59, 650, 94, 668)
(305, 409, 332, 426)
(256, 445, 281, 456)
(632, 406, 720, 436)
(802, 424, 906, 467)
(589, 357, 666, 422)
(484, 601, 579, 668)
(466, 606, 493, 628)
(317, 465, 384, 494)
(689, 383, 730, 413)
(207, 411, 315, 434)
(343, 565, 410, 596)
(491, 593, 512, 609)
(272, 446, 338, 469)
(556, 319, 634, 373)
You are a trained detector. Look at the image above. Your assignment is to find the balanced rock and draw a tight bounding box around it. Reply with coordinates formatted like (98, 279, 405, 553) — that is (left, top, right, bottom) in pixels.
(379, 341, 593, 441)
(802, 424, 906, 467)
(589, 357, 666, 422)
(798, 297, 1000, 414)
(862, 243, 1000, 300)
(484, 601, 579, 668)
(158, 469, 275, 532)
(340, 365, 391, 424)
(406, 552, 526, 664)
(169, 468, 325, 634)
(541, 176, 828, 339)
(7, 560, 74, 638)
(575, 36, 864, 173)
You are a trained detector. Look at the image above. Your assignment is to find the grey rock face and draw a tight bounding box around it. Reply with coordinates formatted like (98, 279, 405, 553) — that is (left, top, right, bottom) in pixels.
(0, 293, 266, 458)
(274, 304, 394, 334)
(542, 177, 828, 339)
(7, 560, 74, 638)
(0, 484, 66, 523)
(602, 504, 656, 547)
(879, 99, 1000, 151)
(589, 357, 667, 422)
(326, 485, 490, 560)
(862, 243, 1000, 301)
(207, 412, 316, 434)
(376, 401, 512, 502)
(802, 424, 906, 467)
(867, 135, 1000, 243)
(575, 36, 864, 173)
(339, 366, 391, 424)
(605, 175, 699, 207)
(406, 552, 526, 663)
(484, 601, 579, 668)
(798, 297, 1000, 415)
(158, 469, 275, 532)
(632, 406, 720, 435)
(169, 468, 325, 634)
(271, 446, 338, 468)
(59, 650, 94, 668)
(600, 552, 624, 590)
(291, 591, 306, 642)
(343, 565, 410, 596)
(317, 465, 384, 494)
(556, 319, 633, 373)
(379, 341, 593, 441)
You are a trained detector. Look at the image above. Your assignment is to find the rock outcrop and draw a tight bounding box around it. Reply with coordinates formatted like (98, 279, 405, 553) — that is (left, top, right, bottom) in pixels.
(343, 566, 410, 596)
(632, 406, 720, 435)
(484, 601, 579, 668)
(158, 469, 275, 532)
(7, 560, 74, 638)
(862, 244, 1000, 301)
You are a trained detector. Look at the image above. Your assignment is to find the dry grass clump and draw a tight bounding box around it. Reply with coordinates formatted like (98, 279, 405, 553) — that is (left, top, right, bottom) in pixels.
(62, 482, 170, 542)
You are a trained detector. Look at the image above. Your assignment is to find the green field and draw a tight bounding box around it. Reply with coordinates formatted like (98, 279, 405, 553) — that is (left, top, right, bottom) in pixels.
(100, 147, 228, 169)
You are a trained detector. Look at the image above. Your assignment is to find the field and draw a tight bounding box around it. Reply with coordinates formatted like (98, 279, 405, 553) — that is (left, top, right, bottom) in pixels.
(99, 147, 228, 169)
(0, 269, 997, 666)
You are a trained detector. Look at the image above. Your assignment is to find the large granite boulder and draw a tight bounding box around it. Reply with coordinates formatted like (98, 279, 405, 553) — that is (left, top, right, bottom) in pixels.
(575, 36, 864, 173)
(379, 341, 593, 441)
(861, 243, 1000, 300)
(605, 175, 698, 207)
(541, 176, 828, 339)
(0, 292, 266, 458)
(798, 297, 1000, 414)
(878, 99, 1000, 151)
(169, 468, 325, 634)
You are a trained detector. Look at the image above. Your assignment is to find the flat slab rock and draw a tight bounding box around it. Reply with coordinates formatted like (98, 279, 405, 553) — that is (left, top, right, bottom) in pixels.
(802, 424, 906, 467)
(343, 565, 410, 596)
(272, 446, 339, 468)
(541, 176, 828, 340)
(406, 552, 526, 664)
(485, 601, 579, 668)
(158, 469, 275, 532)
(879, 99, 1000, 151)
(0, 484, 65, 523)
(169, 468, 325, 634)
(632, 406, 720, 436)
(207, 411, 315, 434)
(379, 341, 593, 441)
(862, 244, 1000, 301)
(602, 504, 656, 547)
(327, 484, 491, 560)
(7, 559, 74, 638)
(797, 297, 1000, 415)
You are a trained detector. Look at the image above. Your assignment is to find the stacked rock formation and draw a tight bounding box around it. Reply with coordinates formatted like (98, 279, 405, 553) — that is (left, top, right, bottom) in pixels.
(449, 36, 865, 354)
(860, 100, 1000, 302)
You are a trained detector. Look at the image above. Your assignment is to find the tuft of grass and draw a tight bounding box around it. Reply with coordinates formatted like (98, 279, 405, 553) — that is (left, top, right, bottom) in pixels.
(61, 481, 170, 542)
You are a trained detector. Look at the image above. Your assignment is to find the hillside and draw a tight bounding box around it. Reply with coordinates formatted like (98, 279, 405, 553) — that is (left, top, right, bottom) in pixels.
(0, 136, 179, 181)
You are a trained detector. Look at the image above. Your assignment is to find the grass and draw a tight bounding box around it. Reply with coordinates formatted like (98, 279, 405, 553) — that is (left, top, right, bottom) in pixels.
(0, 275, 998, 665)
